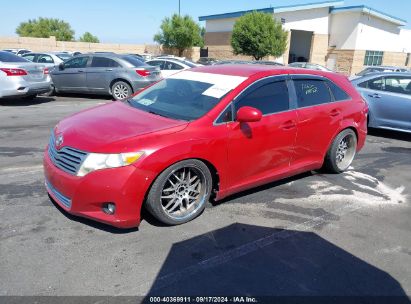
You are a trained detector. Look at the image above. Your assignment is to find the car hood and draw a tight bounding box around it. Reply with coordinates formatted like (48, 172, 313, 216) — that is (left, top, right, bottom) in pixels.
(54, 101, 189, 153)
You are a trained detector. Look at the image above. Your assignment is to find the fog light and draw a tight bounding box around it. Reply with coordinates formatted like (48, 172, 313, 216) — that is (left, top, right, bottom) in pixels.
(103, 203, 116, 215)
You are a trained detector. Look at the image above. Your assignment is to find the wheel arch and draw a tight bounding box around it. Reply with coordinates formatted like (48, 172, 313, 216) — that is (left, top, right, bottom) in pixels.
(109, 78, 134, 94)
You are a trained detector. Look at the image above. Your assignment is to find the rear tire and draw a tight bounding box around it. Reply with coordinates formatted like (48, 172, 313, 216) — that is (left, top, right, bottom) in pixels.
(111, 81, 132, 100)
(145, 160, 213, 225)
(323, 129, 357, 173)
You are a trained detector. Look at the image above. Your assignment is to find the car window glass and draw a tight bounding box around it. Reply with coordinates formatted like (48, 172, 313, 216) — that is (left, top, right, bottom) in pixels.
(164, 62, 184, 70)
(0, 51, 29, 62)
(38, 55, 54, 64)
(384, 77, 411, 95)
(91, 57, 120, 68)
(64, 57, 88, 69)
(235, 80, 289, 115)
(294, 79, 332, 108)
(147, 60, 164, 69)
(121, 55, 145, 67)
(358, 77, 383, 90)
(327, 80, 350, 101)
(216, 105, 233, 124)
(22, 54, 36, 62)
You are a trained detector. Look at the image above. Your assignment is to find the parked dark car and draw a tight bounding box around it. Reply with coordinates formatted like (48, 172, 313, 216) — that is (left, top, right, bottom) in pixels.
(50, 53, 161, 100)
(352, 72, 411, 133)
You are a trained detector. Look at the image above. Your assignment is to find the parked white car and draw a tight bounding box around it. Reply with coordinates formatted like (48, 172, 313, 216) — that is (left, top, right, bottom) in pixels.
(146, 58, 197, 78)
(0, 51, 52, 99)
(22, 52, 72, 69)
(2, 48, 32, 56)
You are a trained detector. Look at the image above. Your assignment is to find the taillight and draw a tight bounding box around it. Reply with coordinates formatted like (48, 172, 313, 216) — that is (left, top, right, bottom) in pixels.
(44, 68, 49, 75)
(0, 68, 28, 76)
(136, 69, 151, 77)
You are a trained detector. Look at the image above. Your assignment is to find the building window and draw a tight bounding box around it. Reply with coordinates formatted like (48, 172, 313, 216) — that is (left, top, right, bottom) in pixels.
(364, 51, 384, 66)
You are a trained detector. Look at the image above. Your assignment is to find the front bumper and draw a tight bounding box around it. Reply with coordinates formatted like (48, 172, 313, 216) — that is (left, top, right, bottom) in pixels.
(43, 150, 154, 228)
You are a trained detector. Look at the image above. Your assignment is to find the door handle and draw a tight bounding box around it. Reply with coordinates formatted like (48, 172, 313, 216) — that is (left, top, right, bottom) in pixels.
(78, 70, 84, 73)
(368, 93, 381, 99)
(330, 109, 341, 117)
(280, 120, 296, 130)
(106, 69, 113, 71)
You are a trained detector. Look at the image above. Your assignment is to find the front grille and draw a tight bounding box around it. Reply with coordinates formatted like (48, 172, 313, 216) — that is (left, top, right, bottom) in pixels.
(48, 132, 88, 175)
(45, 179, 72, 209)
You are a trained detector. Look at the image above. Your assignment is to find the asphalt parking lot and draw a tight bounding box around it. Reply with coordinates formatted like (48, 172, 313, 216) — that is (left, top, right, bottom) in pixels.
(0, 95, 410, 299)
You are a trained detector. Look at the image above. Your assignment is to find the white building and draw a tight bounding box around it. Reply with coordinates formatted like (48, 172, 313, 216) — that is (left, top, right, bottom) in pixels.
(199, 1, 411, 75)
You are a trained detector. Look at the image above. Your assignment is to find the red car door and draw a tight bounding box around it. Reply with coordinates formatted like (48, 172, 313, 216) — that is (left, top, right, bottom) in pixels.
(225, 76, 298, 192)
(291, 76, 345, 167)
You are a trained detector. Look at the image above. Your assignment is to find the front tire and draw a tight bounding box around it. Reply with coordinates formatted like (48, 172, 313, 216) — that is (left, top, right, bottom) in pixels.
(145, 160, 213, 225)
(111, 81, 132, 100)
(323, 129, 357, 173)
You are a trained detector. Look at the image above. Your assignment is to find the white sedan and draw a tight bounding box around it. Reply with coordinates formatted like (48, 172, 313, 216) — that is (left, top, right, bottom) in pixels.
(146, 58, 199, 78)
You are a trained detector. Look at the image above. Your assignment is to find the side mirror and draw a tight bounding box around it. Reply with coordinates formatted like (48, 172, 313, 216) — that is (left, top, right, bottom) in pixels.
(236, 106, 262, 123)
(59, 62, 65, 70)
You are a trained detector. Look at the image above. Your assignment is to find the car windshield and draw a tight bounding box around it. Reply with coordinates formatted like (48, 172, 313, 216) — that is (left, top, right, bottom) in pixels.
(127, 71, 246, 121)
(0, 52, 29, 62)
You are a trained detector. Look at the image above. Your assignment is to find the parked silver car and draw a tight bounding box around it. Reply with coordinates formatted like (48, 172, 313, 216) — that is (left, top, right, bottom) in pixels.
(22, 52, 71, 69)
(50, 53, 161, 100)
(352, 72, 411, 133)
(0, 51, 52, 99)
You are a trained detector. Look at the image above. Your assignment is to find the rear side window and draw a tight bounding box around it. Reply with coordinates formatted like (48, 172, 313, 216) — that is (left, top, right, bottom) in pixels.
(294, 79, 332, 108)
(91, 57, 121, 68)
(235, 80, 290, 115)
(327, 80, 350, 101)
(147, 60, 164, 69)
(164, 61, 184, 70)
(22, 54, 36, 62)
(358, 77, 384, 90)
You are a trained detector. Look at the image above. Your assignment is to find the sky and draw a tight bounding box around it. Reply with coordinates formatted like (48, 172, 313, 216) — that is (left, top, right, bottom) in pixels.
(1, 0, 410, 44)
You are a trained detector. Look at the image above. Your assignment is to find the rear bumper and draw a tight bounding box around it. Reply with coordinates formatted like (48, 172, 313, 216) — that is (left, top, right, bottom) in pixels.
(43, 150, 155, 228)
(0, 78, 52, 98)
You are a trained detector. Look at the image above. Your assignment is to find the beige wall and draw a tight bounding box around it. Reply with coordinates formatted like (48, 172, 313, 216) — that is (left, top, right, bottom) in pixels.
(0, 36, 200, 61)
(205, 32, 232, 46)
(328, 49, 409, 76)
(309, 34, 328, 66)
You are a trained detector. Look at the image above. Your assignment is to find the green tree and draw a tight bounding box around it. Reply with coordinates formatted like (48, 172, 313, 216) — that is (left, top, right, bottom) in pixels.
(16, 17, 75, 41)
(231, 12, 288, 60)
(79, 32, 100, 43)
(154, 14, 203, 56)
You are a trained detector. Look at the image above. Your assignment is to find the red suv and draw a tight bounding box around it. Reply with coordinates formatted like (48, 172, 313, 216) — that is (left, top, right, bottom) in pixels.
(44, 65, 368, 228)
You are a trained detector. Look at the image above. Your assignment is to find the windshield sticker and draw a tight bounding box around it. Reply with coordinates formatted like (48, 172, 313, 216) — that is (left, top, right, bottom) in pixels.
(169, 71, 247, 99)
(137, 98, 155, 106)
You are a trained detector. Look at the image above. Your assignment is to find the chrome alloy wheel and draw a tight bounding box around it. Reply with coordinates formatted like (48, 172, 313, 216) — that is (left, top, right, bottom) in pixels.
(336, 133, 357, 171)
(160, 166, 208, 220)
(113, 83, 129, 99)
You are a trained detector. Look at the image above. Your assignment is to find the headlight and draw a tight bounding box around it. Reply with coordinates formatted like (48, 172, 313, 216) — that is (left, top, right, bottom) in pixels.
(77, 152, 144, 177)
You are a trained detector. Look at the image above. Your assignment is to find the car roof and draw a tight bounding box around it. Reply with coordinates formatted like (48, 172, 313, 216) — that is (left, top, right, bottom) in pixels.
(351, 72, 411, 83)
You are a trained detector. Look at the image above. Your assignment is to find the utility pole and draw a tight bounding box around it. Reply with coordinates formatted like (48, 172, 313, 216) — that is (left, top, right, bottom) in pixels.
(179, 0, 181, 16)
